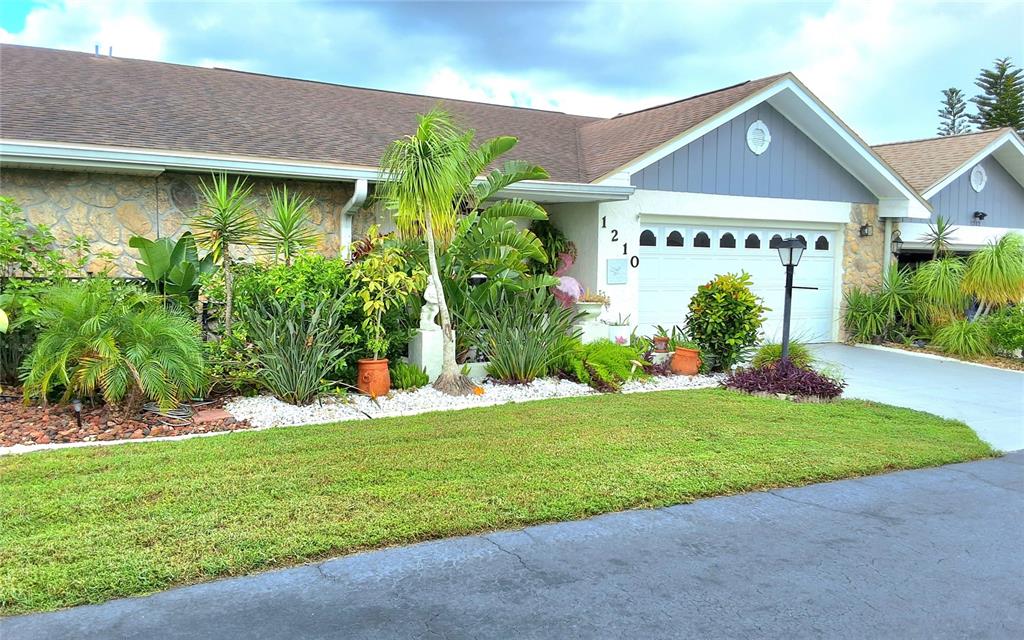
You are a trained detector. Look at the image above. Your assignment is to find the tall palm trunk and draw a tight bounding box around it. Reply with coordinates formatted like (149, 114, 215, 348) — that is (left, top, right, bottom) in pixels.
(423, 211, 476, 394)
(223, 244, 234, 336)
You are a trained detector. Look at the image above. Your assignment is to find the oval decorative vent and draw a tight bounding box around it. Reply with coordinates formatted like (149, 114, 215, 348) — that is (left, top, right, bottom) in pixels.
(970, 165, 987, 192)
(746, 120, 771, 155)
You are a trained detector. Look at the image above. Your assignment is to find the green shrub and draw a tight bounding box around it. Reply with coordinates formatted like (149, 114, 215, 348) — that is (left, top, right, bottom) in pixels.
(931, 319, 992, 358)
(985, 306, 1024, 355)
(232, 252, 414, 371)
(390, 362, 430, 390)
(21, 279, 206, 410)
(239, 296, 356, 405)
(843, 288, 888, 343)
(562, 339, 649, 392)
(963, 232, 1024, 312)
(751, 341, 815, 370)
(685, 272, 767, 371)
(477, 289, 580, 384)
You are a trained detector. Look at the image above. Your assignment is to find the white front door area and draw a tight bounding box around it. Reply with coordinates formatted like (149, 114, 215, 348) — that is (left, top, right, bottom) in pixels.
(637, 222, 840, 343)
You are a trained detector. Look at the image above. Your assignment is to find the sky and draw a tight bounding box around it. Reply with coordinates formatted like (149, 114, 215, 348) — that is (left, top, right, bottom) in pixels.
(1, 0, 1022, 144)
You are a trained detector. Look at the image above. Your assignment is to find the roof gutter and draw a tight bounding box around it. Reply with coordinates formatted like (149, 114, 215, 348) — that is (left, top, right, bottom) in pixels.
(339, 179, 368, 258)
(0, 139, 634, 203)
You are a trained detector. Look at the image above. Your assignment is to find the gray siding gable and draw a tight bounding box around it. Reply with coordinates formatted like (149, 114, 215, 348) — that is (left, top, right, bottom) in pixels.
(630, 103, 877, 204)
(928, 156, 1024, 227)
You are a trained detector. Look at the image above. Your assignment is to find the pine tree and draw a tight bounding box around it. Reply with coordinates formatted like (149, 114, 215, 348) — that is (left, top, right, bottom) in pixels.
(970, 57, 1024, 133)
(937, 88, 971, 136)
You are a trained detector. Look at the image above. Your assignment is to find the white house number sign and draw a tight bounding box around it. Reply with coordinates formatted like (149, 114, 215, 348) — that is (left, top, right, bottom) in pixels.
(602, 215, 639, 285)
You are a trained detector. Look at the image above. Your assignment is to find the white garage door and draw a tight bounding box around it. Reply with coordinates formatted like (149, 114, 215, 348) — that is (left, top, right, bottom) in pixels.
(638, 224, 838, 343)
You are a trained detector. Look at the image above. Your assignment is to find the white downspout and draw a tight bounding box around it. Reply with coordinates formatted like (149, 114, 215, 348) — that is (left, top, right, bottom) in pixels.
(339, 179, 368, 258)
(883, 217, 893, 273)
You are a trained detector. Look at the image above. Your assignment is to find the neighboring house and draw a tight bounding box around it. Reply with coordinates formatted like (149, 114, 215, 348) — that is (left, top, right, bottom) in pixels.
(0, 44, 930, 343)
(874, 128, 1024, 259)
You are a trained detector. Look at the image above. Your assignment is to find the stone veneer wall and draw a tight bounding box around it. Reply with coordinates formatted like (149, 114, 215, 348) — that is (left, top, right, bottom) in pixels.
(0, 168, 355, 275)
(839, 202, 885, 339)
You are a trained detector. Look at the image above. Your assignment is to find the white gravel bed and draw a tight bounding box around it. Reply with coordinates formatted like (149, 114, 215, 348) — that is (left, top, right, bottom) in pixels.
(621, 373, 724, 393)
(226, 374, 723, 429)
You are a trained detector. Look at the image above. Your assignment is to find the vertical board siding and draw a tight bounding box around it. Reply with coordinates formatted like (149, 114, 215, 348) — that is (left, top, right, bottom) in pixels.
(630, 103, 877, 204)
(928, 157, 1024, 227)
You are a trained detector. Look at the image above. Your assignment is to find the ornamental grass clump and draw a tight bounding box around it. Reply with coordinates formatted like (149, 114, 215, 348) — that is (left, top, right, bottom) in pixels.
(725, 360, 846, 401)
(931, 318, 992, 358)
(751, 341, 815, 370)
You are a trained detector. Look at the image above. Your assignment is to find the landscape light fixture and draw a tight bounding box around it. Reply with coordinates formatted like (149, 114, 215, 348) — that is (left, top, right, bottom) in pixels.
(775, 237, 807, 360)
(72, 398, 83, 428)
(467, 273, 488, 287)
(890, 230, 903, 257)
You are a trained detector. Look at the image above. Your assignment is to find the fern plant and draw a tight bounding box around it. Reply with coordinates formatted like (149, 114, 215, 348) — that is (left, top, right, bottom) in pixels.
(561, 339, 649, 392)
(21, 279, 207, 410)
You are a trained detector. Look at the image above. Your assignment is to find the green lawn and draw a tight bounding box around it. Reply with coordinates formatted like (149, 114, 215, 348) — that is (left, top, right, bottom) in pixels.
(0, 389, 994, 615)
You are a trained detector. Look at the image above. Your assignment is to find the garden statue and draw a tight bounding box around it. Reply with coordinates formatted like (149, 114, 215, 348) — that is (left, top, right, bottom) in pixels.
(419, 283, 440, 331)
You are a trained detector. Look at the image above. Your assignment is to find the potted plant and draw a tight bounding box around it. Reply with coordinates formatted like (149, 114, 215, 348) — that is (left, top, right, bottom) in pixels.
(652, 324, 674, 353)
(351, 229, 427, 397)
(602, 313, 632, 345)
(576, 289, 609, 322)
(671, 338, 702, 375)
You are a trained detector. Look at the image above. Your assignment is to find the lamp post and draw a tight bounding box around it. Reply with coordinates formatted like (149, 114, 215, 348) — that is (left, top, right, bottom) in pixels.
(775, 237, 806, 360)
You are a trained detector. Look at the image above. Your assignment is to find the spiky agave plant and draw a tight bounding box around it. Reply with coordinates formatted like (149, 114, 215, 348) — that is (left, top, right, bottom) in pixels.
(842, 288, 888, 343)
(21, 279, 207, 410)
(962, 232, 1024, 316)
(923, 216, 956, 259)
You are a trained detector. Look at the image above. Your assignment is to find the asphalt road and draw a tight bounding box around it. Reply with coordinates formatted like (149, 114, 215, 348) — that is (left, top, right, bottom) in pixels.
(5, 453, 1022, 639)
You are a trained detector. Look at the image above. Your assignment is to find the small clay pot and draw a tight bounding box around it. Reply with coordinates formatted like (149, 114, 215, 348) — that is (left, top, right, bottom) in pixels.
(652, 336, 670, 353)
(670, 347, 701, 375)
(357, 358, 391, 397)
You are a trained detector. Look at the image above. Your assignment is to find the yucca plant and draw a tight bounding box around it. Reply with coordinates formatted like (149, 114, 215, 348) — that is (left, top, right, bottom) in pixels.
(912, 257, 967, 324)
(963, 232, 1024, 316)
(21, 279, 207, 410)
(843, 288, 888, 343)
(923, 216, 956, 259)
(240, 296, 355, 405)
(191, 174, 259, 335)
(932, 319, 992, 358)
(258, 185, 321, 267)
(878, 264, 924, 336)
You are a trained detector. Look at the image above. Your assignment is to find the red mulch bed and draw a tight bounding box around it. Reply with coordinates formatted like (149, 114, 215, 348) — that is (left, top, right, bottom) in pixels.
(0, 391, 250, 447)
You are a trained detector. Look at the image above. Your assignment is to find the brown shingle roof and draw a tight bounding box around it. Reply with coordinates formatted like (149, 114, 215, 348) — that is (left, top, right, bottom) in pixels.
(577, 74, 788, 182)
(872, 129, 1011, 193)
(0, 44, 789, 184)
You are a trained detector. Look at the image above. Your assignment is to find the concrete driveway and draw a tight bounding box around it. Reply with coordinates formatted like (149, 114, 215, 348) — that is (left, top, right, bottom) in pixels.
(812, 343, 1024, 451)
(4, 453, 1022, 640)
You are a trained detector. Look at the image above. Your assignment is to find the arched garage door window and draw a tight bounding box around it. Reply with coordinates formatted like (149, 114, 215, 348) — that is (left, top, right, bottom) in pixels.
(667, 230, 684, 247)
(640, 230, 657, 246)
(693, 232, 711, 248)
(744, 233, 761, 249)
(769, 234, 783, 249)
(815, 235, 830, 251)
(719, 232, 736, 248)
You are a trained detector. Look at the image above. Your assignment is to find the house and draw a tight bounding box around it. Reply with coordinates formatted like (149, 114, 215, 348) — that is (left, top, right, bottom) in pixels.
(0, 43, 932, 343)
(874, 128, 1024, 260)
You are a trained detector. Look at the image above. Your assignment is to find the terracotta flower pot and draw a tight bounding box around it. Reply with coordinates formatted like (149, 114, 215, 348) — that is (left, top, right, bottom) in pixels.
(357, 358, 391, 397)
(652, 336, 670, 353)
(670, 347, 701, 375)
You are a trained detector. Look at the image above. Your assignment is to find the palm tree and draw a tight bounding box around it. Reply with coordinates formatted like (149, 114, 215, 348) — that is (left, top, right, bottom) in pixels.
(378, 109, 548, 395)
(963, 232, 1024, 317)
(191, 174, 259, 335)
(258, 185, 320, 266)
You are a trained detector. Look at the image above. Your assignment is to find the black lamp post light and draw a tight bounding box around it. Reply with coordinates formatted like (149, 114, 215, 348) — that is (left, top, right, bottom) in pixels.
(775, 236, 808, 360)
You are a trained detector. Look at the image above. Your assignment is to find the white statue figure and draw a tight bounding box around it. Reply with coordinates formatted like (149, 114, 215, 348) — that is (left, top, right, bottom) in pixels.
(419, 285, 440, 331)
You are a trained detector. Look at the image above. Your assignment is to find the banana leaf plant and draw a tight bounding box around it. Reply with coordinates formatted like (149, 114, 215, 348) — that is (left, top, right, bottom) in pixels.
(129, 232, 216, 300)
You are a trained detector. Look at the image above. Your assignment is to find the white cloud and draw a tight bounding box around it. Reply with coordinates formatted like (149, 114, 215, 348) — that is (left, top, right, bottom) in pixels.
(0, 0, 165, 60)
(420, 67, 676, 118)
